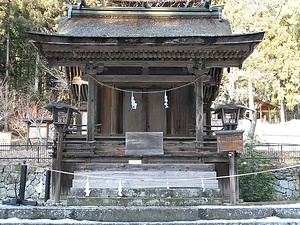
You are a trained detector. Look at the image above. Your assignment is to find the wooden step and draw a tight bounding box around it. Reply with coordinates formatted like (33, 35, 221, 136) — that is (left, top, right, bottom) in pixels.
(75, 163, 216, 171)
(72, 163, 219, 189)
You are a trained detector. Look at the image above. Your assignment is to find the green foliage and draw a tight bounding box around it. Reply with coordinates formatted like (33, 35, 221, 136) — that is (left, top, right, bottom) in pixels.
(0, 0, 67, 91)
(238, 138, 275, 202)
(0, 0, 69, 132)
(218, 0, 300, 121)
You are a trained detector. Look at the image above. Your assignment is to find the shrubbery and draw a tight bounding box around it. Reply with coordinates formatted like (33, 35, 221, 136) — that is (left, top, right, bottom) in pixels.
(238, 138, 275, 202)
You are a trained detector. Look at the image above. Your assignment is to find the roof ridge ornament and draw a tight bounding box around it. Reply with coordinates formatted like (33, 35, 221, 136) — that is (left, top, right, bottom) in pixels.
(67, 5, 72, 19)
(218, 6, 222, 22)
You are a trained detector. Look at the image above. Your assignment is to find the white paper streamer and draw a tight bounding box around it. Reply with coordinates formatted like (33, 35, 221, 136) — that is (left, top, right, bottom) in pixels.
(164, 90, 169, 108)
(131, 92, 137, 110)
(118, 179, 123, 197)
(201, 177, 205, 192)
(84, 178, 91, 197)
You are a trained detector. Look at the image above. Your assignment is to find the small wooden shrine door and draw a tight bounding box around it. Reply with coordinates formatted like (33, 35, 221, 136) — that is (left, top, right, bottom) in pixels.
(123, 90, 167, 134)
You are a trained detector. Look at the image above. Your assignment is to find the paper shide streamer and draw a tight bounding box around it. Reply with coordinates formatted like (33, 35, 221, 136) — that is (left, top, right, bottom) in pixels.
(164, 90, 169, 109)
(131, 92, 137, 110)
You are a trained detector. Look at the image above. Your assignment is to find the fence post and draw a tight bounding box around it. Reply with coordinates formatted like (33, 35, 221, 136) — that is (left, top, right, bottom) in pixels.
(44, 170, 51, 202)
(281, 144, 283, 162)
(2, 161, 38, 206)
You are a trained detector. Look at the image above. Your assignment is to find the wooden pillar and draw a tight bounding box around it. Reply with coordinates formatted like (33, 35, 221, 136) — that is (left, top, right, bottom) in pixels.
(195, 76, 204, 144)
(87, 74, 96, 141)
(54, 124, 64, 203)
(110, 88, 119, 134)
(229, 151, 237, 205)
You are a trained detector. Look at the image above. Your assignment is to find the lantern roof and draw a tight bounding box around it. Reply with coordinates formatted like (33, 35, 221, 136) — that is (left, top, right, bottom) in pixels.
(214, 103, 250, 115)
(44, 102, 81, 114)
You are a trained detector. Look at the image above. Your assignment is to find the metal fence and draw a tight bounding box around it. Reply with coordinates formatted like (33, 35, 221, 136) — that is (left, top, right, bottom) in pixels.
(0, 142, 299, 164)
(0, 143, 52, 163)
(252, 143, 300, 164)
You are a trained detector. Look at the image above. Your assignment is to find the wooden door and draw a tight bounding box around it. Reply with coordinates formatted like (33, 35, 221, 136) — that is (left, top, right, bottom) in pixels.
(123, 91, 146, 132)
(147, 92, 167, 133)
(123, 90, 167, 133)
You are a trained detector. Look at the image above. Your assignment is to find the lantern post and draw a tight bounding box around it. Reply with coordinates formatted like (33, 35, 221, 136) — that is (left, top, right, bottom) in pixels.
(215, 103, 249, 204)
(44, 102, 80, 203)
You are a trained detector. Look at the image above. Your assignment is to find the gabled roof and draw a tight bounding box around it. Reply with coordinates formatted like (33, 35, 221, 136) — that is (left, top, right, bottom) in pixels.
(27, 6, 265, 107)
(58, 6, 231, 37)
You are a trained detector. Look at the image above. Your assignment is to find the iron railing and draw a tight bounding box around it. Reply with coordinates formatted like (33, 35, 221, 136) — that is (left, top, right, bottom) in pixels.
(0, 142, 299, 164)
(0, 142, 52, 163)
(251, 143, 300, 163)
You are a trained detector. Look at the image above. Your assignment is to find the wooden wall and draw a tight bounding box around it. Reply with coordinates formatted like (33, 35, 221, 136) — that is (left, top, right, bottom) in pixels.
(97, 86, 194, 136)
(169, 86, 194, 135)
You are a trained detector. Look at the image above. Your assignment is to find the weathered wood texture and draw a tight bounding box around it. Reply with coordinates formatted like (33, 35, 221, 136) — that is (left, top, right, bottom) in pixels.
(123, 91, 146, 132)
(87, 75, 96, 141)
(61, 135, 228, 164)
(125, 132, 163, 155)
(147, 92, 167, 133)
(75, 163, 216, 171)
(73, 163, 218, 189)
(170, 86, 194, 135)
(100, 86, 119, 135)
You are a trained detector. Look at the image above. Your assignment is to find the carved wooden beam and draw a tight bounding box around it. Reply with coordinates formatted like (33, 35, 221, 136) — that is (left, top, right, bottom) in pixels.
(79, 61, 104, 75)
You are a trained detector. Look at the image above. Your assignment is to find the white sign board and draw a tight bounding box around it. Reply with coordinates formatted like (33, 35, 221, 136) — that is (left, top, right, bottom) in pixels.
(0, 132, 11, 150)
(29, 125, 48, 139)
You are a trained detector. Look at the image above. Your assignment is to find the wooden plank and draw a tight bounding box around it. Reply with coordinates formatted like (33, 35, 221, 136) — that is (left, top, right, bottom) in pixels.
(63, 146, 96, 150)
(111, 87, 119, 134)
(196, 74, 204, 144)
(170, 86, 194, 135)
(73, 179, 218, 189)
(73, 171, 218, 189)
(63, 152, 95, 157)
(125, 132, 163, 155)
(75, 163, 216, 171)
(87, 75, 96, 141)
(147, 92, 167, 133)
(123, 91, 146, 132)
(100, 86, 119, 135)
(96, 75, 196, 84)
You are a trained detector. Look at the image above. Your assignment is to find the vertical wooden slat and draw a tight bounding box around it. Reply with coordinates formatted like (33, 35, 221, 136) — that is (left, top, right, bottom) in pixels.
(87, 75, 96, 141)
(100, 86, 119, 135)
(170, 86, 193, 135)
(123, 90, 146, 132)
(196, 76, 204, 143)
(110, 87, 119, 134)
(147, 92, 166, 133)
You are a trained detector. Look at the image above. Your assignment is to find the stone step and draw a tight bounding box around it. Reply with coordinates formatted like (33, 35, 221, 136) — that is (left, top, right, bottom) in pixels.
(2, 204, 300, 224)
(72, 171, 218, 189)
(67, 196, 223, 206)
(75, 163, 216, 171)
(70, 188, 221, 198)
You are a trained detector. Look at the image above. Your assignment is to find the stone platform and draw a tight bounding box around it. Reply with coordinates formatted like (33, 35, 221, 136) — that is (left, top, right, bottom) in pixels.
(1, 203, 300, 224)
(68, 163, 221, 206)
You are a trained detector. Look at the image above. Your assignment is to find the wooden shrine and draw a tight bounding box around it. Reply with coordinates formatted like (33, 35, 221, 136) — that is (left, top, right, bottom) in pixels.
(27, 2, 264, 200)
